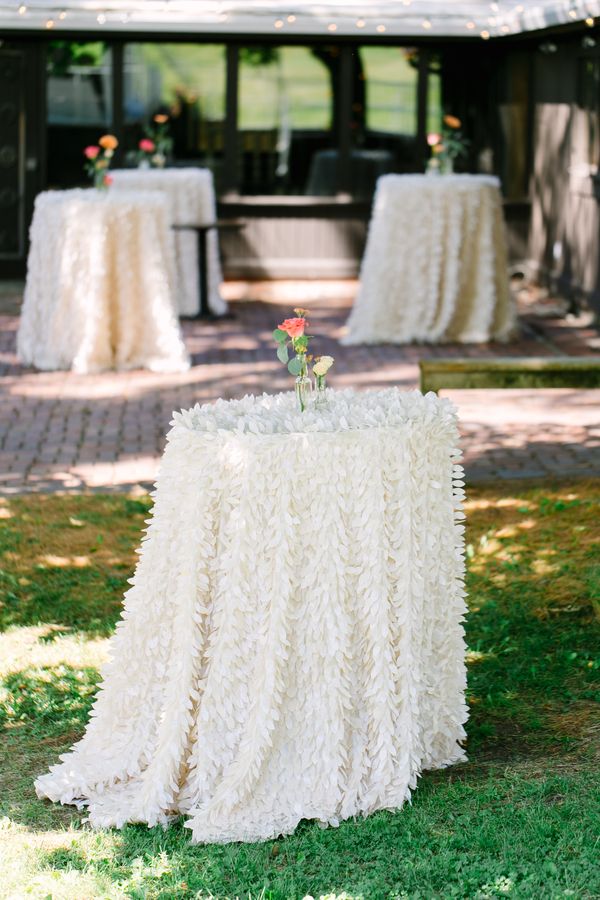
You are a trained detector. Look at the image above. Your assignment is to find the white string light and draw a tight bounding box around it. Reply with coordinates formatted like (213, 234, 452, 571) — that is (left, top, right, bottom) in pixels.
(1, 1, 596, 40)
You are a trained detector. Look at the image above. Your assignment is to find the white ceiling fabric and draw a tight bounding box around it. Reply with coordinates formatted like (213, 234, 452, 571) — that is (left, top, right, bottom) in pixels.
(1, 0, 599, 37)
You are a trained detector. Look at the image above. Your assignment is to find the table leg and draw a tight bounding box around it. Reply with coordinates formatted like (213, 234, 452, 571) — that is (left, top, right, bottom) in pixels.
(193, 228, 211, 319)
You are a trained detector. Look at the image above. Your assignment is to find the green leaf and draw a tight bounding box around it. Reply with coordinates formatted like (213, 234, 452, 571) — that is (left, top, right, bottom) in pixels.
(276, 344, 289, 364)
(272, 328, 287, 343)
(287, 357, 303, 376)
(294, 336, 309, 353)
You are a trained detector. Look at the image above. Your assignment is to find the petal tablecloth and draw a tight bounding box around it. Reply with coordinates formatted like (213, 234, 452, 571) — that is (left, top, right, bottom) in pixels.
(111, 168, 226, 316)
(36, 388, 468, 844)
(344, 174, 516, 345)
(17, 188, 189, 374)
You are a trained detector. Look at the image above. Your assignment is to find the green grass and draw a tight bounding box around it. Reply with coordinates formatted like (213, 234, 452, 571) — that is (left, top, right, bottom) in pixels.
(1, 482, 599, 900)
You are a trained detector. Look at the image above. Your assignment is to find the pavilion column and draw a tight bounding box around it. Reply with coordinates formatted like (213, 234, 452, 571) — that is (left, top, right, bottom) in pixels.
(111, 42, 124, 167)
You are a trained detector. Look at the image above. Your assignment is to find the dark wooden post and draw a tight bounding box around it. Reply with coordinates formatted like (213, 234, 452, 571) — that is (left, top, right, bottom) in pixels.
(416, 47, 430, 173)
(223, 44, 239, 193)
(111, 42, 124, 166)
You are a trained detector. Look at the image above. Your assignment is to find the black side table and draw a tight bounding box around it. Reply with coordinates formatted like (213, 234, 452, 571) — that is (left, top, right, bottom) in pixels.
(172, 220, 245, 320)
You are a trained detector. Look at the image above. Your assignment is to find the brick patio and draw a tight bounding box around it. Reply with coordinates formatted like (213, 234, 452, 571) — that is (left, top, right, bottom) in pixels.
(0, 279, 599, 493)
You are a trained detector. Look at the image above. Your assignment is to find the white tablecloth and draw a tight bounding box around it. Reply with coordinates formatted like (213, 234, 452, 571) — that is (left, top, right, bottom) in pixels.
(17, 189, 189, 373)
(344, 174, 515, 344)
(36, 387, 468, 844)
(111, 168, 226, 317)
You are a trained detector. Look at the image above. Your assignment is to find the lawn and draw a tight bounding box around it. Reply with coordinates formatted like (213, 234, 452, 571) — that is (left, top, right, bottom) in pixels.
(0, 481, 599, 900)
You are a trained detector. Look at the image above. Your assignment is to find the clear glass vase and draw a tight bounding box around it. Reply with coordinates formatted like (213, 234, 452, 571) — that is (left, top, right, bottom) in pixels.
(314, 373, 328, 409)
(294, 354, 312, 412)
(93, 169, 109, 190)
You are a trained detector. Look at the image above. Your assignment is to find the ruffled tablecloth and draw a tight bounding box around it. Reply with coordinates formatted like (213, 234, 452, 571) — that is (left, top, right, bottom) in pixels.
(344, 174, 516, 344)
(17, 189, 189, 374)
(110, 168, 226, 316)
(36, 387, 468, 845)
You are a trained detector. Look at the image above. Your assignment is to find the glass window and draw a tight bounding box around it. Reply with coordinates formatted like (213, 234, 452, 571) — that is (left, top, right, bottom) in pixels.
(362, 46, 418, 136)
(238, 45, 334, 195)
(46, 41, 112, 187)
(426, 58, 443, 135)
(335, 46, 419, 197)
(123, 44, 227, 188)
(47, 41, 111, 126)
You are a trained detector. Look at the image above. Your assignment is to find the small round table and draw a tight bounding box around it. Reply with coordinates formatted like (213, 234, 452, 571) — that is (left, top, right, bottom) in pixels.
(111, 168, 227, 317)
(17, 188, 189, 374)
(344, 174, 516, 345)
(36, 387, 468, 844)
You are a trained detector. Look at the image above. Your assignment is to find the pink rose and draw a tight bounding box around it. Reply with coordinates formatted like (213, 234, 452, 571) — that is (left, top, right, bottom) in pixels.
(278, 317, 307, 339)
(103, 174, 113, 186)
(427, 132, 442, 147)
(139, 138, 156, 153)
(84, 145, 100, 159)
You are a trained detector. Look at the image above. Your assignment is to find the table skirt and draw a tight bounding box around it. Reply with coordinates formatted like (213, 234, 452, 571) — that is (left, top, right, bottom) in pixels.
(36, 389, 468, 844)
(344, 174, 515, 345)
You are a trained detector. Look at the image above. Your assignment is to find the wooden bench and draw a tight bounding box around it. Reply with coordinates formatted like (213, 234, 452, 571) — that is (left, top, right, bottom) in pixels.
(419, 357, 600, 393)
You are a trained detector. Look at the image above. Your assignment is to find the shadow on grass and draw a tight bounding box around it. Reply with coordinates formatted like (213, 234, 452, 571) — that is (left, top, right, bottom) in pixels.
(0, 495, 152, 639)
(0, 664, 100, 738)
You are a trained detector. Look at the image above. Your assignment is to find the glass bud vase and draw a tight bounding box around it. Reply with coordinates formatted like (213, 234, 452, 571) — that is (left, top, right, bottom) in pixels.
(314, 373, 328, 409)
(294, 354, 312, 413)
(94, 169, 108, 190)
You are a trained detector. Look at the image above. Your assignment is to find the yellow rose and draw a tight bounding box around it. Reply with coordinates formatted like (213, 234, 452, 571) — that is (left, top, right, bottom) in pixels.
(313, 355, 334, 377)
(99, 134, 118, 150)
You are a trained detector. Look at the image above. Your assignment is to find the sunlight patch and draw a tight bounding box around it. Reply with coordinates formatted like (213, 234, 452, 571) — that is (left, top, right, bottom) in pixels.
(39, 554, 91, 568)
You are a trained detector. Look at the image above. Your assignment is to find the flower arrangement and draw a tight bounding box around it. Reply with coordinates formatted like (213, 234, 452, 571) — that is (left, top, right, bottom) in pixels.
(426, 115, 469, 175)
(273, 310, 335, 411)
(145, 113, 173, 168)
(84, 134, 118, 189)
(126, 114, 173, 169)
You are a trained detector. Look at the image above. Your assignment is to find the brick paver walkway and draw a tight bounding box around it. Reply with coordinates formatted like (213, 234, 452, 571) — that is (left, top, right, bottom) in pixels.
(0, 279, 599, 493)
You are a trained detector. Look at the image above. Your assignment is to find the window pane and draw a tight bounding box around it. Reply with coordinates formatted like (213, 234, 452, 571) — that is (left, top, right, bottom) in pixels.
(46, 41, 112, 188)
(47, 41, 111, 126)
(238, 45, 334, 195)
(123, 44, 226, 189)
(340, 46, 419, 196)
(427, 63, 443, 135)
(362, 46, 418, 135)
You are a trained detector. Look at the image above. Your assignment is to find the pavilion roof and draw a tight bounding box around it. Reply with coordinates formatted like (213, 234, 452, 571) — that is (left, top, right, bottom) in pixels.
(1, 0, 598, 38)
